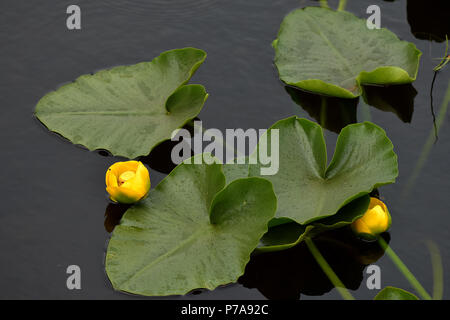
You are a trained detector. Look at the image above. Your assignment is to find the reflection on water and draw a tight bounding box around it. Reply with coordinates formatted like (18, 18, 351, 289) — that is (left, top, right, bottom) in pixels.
(406, 0, 449, 42)
(285, 86, 358, 133)
(286, 83, 416, 133)
(239, 228, 390, 300)
(362, 84, 417, 123)
(139, 139, 185, 174)
(97, 149, 114, 157)
(104, 203, 130, 233)
(430, 72, 439, 141)
(138, 119, 196, 174)
(95, 120, 196, 174)
(1, 0, 446, 300)
(98, 0, 220, 20)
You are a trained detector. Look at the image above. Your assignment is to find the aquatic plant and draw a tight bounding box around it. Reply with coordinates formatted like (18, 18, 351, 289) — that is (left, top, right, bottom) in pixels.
(35, 48, 208, 158)
(273, 7, 421, 98)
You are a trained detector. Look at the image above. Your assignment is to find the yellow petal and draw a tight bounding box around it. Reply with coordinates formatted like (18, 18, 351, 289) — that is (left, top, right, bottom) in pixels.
(368, 197, 388, 213)
(105, 161, 150, 204)
(106, 161, 140, 187)
(135, 162, 151, 193)
(106, 170, 118, 188)
(106, 186, 119, 202)
(116, 161, 139, 176)
(352, 197, 391, 239)
(119, 171, 136, 184)
(105, 166, 114, 187)
(363, 205, 388, 233)
(107, 161, 139, 177)
(106, 186, 142, 204)
(352, 218, 372, 235)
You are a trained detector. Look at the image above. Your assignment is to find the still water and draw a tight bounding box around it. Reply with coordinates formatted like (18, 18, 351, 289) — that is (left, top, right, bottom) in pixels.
(0, 0, 449, 299)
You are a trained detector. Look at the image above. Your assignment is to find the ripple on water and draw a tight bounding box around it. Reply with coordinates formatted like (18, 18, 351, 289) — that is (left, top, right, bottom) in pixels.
(97, 0, 221, 20)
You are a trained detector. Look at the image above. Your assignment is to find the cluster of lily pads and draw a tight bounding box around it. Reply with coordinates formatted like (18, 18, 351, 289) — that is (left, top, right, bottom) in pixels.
(35, 6, 422, 298)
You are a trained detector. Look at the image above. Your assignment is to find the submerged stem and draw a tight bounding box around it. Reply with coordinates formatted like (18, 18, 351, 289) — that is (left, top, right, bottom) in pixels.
(305, 238, 355, 300)
(337, 0, 348, 11)
(433, 35, 449, 72)
(402, 80, 450, 199)
(426, 240, 444, 300)
(359, 100, 372, 122)
(378, 237, 432, 300)
(430, 72, 439, 142)
(319, 0, 329, 9)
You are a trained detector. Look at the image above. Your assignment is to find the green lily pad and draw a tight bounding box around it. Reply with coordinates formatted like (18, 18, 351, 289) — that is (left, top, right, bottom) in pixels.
(256, 195, 370, 252)
(105, 155, 277, 296)
(35, 48, 208, 158)
(222, 159, 252, 188)
(375, 287, 419, 300)
(257, 224, 313, 253)
(273, 7, 421, 98)
(312, 194, 370, 230)
(249, 117, 398, 225)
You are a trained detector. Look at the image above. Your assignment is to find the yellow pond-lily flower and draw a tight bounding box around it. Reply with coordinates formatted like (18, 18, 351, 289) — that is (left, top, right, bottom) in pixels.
(352, 197, 391, 240)
(105, 161, 150, 204)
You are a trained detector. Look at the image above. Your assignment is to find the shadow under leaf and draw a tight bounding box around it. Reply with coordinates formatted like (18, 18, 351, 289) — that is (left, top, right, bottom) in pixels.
(285, 86, 358, 134)
(239, 228, 390, 300)
(104, 203, 130, 233)
(286, 84, 416, 130)
(362, 84, 417, 123)
(407, 0, 449, 42)
(138, 119, 197, 174)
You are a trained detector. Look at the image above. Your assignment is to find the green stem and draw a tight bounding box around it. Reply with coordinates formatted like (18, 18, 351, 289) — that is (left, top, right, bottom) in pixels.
(378, 237, 432, 300)
(305, 238, 355, 300)
(319, 0, 329, 9)
(402, 80, 450, 199)
(359, 100, 372, 122)
(337, 0, 348, 11)
(426, 240, 444, 300)
(433, 35, 448, 72)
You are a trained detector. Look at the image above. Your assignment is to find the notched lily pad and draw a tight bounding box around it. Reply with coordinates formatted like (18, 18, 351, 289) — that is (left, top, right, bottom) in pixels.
(35, 48, 208, 158)
(273, 7, 421, 98)
(105, 155, 277, 296)
(249, 117, 398, 225)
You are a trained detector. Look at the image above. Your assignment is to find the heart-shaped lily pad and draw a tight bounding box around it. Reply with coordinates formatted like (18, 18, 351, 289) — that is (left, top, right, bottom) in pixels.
(105, 155, 277, 296)
(248, 117, 398, 225)
(35, 48, 208, 158)
(273, 7, 421, 98)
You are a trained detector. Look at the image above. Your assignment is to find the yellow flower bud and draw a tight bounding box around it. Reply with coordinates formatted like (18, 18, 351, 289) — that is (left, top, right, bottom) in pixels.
(352, 197, 391, 240)
(105, 161, 150, 204)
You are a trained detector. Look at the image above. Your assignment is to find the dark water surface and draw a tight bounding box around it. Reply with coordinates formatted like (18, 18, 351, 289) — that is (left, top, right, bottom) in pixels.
(0, 0, 449, 299)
